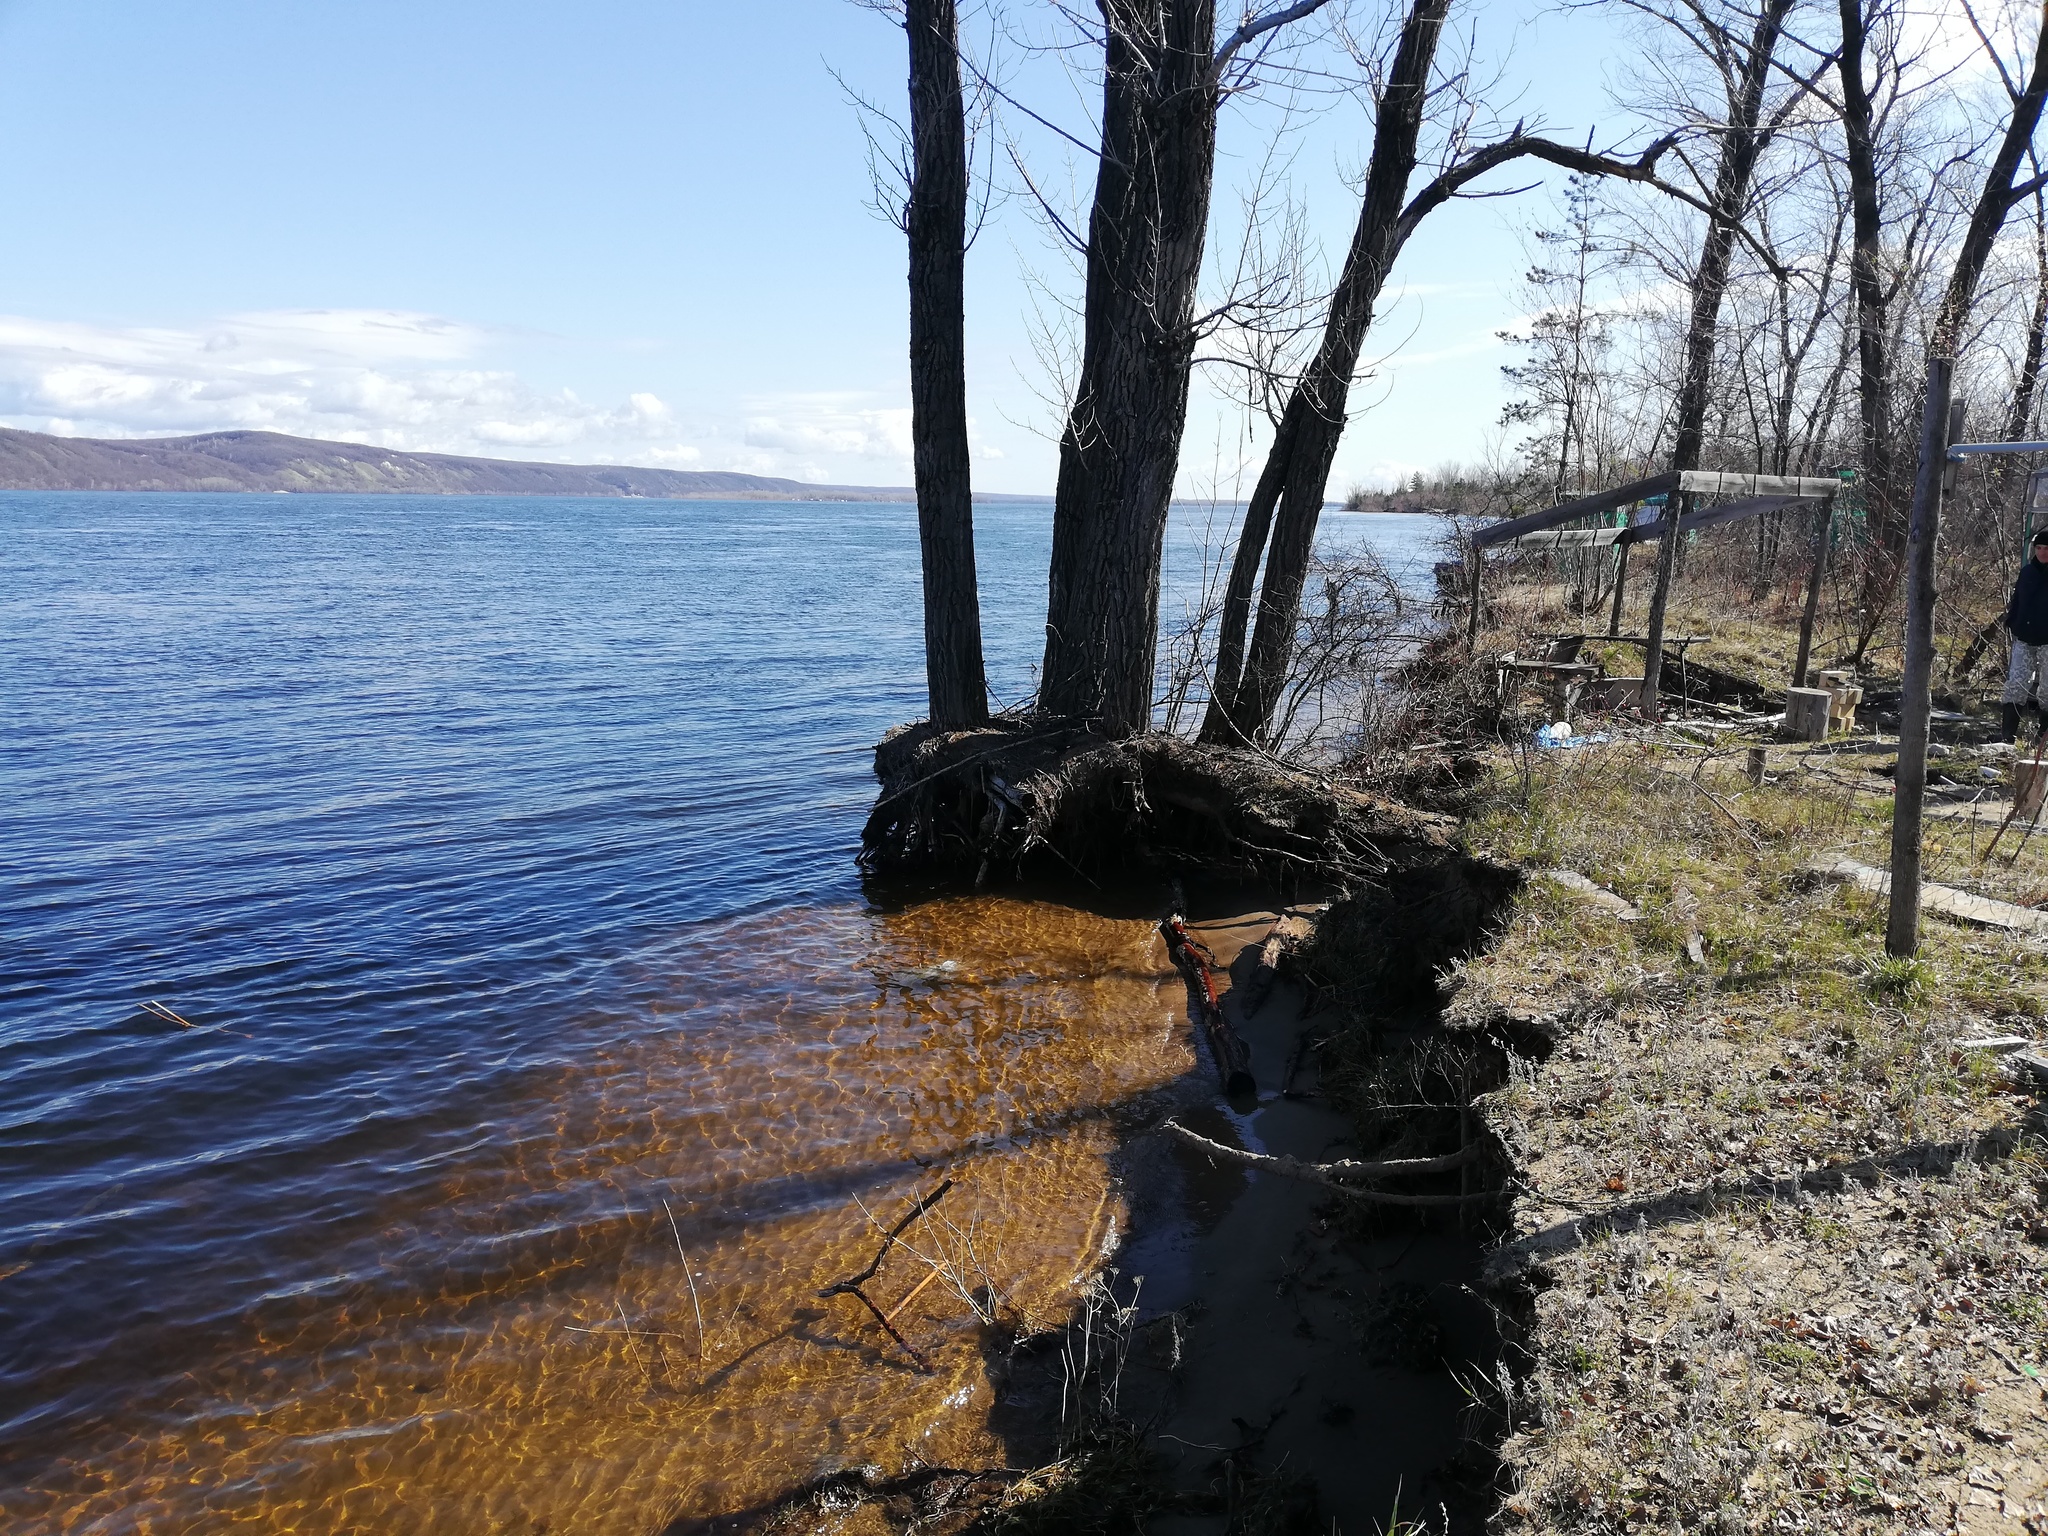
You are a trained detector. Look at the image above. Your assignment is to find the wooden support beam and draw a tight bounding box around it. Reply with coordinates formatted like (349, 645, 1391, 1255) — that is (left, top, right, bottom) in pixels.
(1465, 537, 1483, 650)
(1792, 496, 1833, 689)
(1887, 366, 1961, 958)
(1615, 492, 1809, 546)
(1639, 491, 1688, 720)
(1507, 526, 1627, 548)
(1474, 476, 1831, 551)
(1674, 470, 1842, 497)
(1607, 536, 1630, 635)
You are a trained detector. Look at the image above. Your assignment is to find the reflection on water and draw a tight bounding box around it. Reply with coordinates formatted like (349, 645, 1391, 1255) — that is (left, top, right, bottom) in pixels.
(2, 495, 1435, 1532)
(7, 895, 1186, 1533)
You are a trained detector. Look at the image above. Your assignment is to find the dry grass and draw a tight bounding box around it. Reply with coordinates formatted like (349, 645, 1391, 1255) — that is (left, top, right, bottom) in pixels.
(1451, 735, 2048, 1533)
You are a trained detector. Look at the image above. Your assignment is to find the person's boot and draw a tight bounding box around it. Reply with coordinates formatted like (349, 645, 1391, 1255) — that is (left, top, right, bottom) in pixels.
(2002, 702, 2022, 742)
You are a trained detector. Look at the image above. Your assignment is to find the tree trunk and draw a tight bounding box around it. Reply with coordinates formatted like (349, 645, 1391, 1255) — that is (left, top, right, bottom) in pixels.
(1838, 0, 1902, 662)
(2005, 197, 2048, 445)
(1888, 13, 2048, 953)
(906, 0, 987, 727)
(1198, 0, 1451, 746)
(1038, 0, 1220, 736)
(1640, 0, 1794, 713)
(1931, 19, 2048, 357)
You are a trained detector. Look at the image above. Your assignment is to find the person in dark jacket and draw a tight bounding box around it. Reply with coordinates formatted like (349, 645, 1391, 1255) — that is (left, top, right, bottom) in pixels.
(2003, 528, 2048, 739)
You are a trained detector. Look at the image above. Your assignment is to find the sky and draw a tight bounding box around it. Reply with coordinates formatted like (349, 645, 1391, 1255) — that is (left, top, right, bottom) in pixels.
(0, 1, 1647, 494)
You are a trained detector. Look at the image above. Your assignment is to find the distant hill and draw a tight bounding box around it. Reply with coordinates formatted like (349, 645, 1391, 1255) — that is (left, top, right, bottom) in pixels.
(0, 427, 1042, 501)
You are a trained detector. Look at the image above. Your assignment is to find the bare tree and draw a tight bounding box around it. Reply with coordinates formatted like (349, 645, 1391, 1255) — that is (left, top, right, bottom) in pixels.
(1036, 0, 1339, 736)
(1633, 0, 1803, 710)
(907, 0, 990, 727)
(1503, 174, 1628, 507)
(1197, 0, 1690, 748)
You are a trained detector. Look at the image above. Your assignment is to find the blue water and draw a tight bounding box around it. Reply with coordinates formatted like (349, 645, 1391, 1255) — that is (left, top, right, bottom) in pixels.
(0, 493, 1441, 1522)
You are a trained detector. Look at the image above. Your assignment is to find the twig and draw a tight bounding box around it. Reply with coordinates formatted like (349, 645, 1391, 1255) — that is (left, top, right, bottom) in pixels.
(1688, 775, 1767, 855)
(816, 1180, 956, 1373)
(140, 997, 253, 1040)
(1163, 1121, 1486, 1205)
(615, 1300, 653, 1380)
(848, 1285, 934, 1372)
(821, 1180, 956, 1298)
(884, 1264, 944, 1323)
(663, 1199, 706, 1363)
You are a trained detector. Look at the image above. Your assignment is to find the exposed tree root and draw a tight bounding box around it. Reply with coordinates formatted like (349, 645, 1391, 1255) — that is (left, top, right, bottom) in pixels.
(858, 720, 1458, 886)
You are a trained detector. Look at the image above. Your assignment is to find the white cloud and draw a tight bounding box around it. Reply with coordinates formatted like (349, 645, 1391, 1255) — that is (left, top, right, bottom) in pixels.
(0, 309, 945, 485)
(743, 393, 914, 466)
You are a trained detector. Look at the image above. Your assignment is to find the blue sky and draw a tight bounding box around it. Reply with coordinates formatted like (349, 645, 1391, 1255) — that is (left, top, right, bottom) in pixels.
(0, 0, 1634, 493)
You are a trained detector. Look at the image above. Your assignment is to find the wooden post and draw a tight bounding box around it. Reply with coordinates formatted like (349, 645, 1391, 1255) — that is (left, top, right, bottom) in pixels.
(1465, 537, 1483, 650)
(1886, 364, 1959, 958)
(2013, 756, 2048, 819)
(1791, 493, 1834, 692)
(1746, 746, 1767, 785)
(1639, 492, 1687, 720)
(1607, 534, 1631, 637)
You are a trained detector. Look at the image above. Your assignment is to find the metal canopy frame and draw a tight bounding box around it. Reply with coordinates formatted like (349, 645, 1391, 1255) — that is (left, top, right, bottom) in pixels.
(1470, 470, 1840, 550)
(1464, 473, 1842, 710)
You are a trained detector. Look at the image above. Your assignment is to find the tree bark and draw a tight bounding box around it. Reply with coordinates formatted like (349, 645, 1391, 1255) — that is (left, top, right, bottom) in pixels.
(1837, 0, 1904, 661)
(1640, 0, 1795, 716)
(906, 0, 988, 728)
(1037, 0, 1221, 735)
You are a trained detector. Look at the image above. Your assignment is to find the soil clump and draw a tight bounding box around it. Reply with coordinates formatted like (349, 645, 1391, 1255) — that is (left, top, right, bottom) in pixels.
(859, 721, 1455, 888)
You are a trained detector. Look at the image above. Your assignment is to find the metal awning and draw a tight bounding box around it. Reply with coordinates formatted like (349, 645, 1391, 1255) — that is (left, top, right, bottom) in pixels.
(1473, 471, 1838, 549)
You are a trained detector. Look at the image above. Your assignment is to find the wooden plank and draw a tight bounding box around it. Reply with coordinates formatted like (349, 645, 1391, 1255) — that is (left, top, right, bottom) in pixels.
(1676, 471, 1841, 497)
(1588, 633, 1707, 646)
(1539, 868, 1641, 920)
(1477, 475, 1831, 551)
(1507, 526, 1627, 548)
(1471, 471, 1679, 547)
(1808, 857, 2048, 936)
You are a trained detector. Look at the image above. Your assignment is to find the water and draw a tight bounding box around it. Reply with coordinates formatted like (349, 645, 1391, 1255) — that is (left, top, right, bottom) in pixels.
(0, 493, 1442, 1532)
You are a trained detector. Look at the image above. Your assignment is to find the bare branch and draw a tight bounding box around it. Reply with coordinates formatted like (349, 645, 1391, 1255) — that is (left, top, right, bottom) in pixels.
(1213, 0, 1338, 70)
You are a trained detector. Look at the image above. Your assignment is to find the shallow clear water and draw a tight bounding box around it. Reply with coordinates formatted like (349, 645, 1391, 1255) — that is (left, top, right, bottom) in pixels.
(0, 493, 1441, 1532)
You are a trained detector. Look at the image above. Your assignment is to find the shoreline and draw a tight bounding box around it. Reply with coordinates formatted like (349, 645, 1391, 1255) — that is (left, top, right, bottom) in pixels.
(777, 573, 2048, 1534)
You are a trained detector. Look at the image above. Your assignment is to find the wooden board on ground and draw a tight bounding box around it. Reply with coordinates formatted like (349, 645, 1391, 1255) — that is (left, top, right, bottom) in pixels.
(1539, 868, 1642, 920)
(1807, 857, 2048, 936)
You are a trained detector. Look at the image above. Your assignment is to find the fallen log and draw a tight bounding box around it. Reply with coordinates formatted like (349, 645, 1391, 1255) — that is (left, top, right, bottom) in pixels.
(1163, 1120, 1487, 1206)
(1161, 917, 1256, 1097)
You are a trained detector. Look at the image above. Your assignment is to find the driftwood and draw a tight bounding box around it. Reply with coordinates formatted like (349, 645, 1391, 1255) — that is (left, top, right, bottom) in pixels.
(1234, 908, 1320, 1017)
(818, 1180, 955, 1372)
(1163, 1120, 1487, 1207)
(1161, 916, 1256, 1097)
